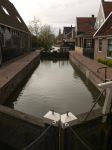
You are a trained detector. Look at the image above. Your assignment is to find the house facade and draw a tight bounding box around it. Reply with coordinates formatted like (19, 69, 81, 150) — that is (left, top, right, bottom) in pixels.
(60, 26, 75, 51)
(0, 0, 31, 65)
(63, 26, 75, 40)
(94, 0, 112, 59)
(75, 15, 96, 59)
(94, 12, 112, 59)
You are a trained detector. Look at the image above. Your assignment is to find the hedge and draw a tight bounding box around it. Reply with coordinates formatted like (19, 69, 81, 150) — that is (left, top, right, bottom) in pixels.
(97, 58, 112, 67)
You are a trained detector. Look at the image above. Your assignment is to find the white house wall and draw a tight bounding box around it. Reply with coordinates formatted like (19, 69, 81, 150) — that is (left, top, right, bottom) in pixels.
(95, 2, 105, 30)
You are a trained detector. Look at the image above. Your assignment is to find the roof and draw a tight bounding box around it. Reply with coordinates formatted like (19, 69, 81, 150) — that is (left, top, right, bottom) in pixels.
(102, 0, 112, 18)
(94, 12, 112, 37)
(63, 26, 75, 35)
(0, 0, 30, 33)
(76, 17, 96, 36)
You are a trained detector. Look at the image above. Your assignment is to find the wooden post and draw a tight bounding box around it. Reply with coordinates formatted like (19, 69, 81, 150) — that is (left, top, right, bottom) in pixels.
(98, 81, 112, 122)
(102, 88, 112, 115)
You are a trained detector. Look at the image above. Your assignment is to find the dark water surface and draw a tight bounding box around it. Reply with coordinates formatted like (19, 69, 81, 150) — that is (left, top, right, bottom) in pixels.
(5, 60, 101, 118)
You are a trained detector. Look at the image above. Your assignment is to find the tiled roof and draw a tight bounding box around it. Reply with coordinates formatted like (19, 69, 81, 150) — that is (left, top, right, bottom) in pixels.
(103, 1, 112, 18)
(0, 0, 30, 33)
(76, 17, 96, 35)
(63, 26, 75, 35)
(94, 12, 112, 37)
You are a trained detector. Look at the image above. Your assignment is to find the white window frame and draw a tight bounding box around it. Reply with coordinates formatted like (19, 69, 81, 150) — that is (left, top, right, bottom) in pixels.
(2, 6, 10, 15)
(16, 16, 22, 23)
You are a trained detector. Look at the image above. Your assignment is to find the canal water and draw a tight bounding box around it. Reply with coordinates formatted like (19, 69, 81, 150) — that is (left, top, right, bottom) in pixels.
(5, 60, 101, 118)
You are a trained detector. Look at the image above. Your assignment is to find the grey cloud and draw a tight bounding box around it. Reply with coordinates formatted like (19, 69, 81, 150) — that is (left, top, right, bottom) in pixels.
(10, 0, 102, 29)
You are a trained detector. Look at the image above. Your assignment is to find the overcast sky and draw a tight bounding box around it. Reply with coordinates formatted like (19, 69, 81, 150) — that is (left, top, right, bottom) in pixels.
(9, 0, 111, 33)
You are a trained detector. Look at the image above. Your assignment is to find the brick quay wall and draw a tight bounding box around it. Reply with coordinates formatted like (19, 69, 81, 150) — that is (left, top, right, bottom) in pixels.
(0, 50, 41, 104)
(69, 51, 111, 91)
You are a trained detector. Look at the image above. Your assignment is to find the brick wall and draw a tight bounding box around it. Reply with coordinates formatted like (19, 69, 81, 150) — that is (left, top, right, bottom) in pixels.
(75, 46, 83, 55)
(94, 38, 108, 59)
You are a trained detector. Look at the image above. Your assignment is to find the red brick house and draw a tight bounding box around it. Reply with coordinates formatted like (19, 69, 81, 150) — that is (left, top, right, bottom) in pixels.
(75, 15, 96, 58)
(94, 12, 112, 59)
(0, 0, 31, 65)
(94, 0, 112, 59)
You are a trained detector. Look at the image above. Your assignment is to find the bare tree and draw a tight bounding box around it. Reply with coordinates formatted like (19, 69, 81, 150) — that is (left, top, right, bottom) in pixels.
(28, 16, 41, 37)
(28, 17, 56, 49)
(38, 25, 55, 50)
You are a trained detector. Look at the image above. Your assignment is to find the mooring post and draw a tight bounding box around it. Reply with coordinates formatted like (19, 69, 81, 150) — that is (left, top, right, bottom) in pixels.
(102, 88, 112, 115)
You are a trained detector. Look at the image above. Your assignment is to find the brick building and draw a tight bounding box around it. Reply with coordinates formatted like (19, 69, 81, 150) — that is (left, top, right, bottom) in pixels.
(75, 15, 96, 59)
(94, 0, 112, 59)
(61, 26, 75, 51)
(0, 0, 31, 65)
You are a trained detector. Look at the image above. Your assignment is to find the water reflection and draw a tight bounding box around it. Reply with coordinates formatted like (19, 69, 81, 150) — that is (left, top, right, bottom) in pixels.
(5, 60, 101, 118)
(71, 62, 104, 106)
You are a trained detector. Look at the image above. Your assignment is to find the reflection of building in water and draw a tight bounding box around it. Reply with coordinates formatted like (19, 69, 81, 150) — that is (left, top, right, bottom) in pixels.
(0, 0, 31, 64)
(58, 60, 69, 67)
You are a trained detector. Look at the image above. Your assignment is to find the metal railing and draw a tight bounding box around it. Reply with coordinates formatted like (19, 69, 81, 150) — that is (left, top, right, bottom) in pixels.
(97, 66, 108, 82)
(84, 88, 106, 121)
(23, 124, 52, 150)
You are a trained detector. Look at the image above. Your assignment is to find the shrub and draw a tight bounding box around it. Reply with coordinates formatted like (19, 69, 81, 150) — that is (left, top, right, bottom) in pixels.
(97, 58, 112, 67)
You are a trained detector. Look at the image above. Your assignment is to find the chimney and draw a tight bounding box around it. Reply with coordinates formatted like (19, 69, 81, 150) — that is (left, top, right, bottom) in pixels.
(91, 15, 94, 18)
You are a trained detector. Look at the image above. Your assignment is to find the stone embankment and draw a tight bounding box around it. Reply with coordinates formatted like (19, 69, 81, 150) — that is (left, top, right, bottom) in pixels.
(69, 51, 112, 91)
(0, 50, 40, 104)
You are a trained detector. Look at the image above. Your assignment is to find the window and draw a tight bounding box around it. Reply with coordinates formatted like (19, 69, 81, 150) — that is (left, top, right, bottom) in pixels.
(16, 16, 22, 23)
(99, 39, 102, 51)
(2, 6, 10, 15)
(107, 39, 112, 57)
(85, 39, 92, 48)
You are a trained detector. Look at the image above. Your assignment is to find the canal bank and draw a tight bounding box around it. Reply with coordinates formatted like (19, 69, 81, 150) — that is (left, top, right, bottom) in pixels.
(0, 50, 41, 104)
(69, 51, 112, 91)
(0, 51, 111, 149)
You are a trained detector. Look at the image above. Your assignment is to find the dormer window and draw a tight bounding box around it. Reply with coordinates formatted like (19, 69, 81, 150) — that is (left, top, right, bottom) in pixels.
(16, 16, 22, 23)
(2, 6, 10, 15)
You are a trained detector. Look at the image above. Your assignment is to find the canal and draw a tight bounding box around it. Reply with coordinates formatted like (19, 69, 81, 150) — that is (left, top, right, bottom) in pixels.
(5, 59, 101, 118)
